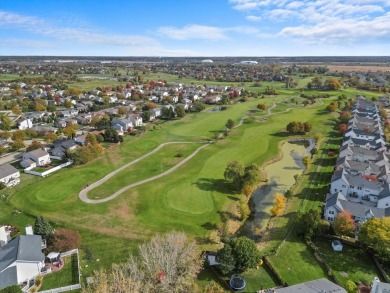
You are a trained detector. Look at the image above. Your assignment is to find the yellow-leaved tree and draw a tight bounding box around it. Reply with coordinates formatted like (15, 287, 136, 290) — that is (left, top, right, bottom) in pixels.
(271, 193, 287, 216)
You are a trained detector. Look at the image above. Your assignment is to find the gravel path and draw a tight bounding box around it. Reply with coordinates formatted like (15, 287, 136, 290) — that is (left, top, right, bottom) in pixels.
(79, 141, 210, 204)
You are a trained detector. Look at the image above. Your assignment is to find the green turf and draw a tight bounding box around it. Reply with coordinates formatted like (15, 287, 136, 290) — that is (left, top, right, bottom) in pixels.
(87, 142, 202, 199)
(267, 235, 328, 285)
(242, 267, 279, 292)
(40, 255, 78, 290)
(164, 179, 214, 214)
(313, 239, 383, 287)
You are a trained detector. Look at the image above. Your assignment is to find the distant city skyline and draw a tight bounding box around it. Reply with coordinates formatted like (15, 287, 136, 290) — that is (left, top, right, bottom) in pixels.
(0, 0, 389, 56)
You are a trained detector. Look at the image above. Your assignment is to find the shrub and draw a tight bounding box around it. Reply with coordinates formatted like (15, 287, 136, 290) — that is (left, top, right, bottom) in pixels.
(0, 285, 23, 293)
(345, 280, 357, 293)
(175, 152, 184, 157)
(0, 182, 6, 190)
(50, 229, 81, 252)
(130, 130, 140, 136)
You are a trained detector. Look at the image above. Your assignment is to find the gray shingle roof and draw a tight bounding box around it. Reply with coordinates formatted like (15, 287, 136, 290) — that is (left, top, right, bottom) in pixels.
(340, 200, 385, 219)
(276, 278, 346, 293)
(0, 235, 44, 272)
(0, 266, 18, 290)
(0, 163, 19, 179)
(26, 149, 49, 158)
(0, 235, 44, 290)
(345, 174, 383, 191)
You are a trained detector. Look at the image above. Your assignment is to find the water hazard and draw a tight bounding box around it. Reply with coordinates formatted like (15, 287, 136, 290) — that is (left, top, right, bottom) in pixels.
(239, 139, 315, 239)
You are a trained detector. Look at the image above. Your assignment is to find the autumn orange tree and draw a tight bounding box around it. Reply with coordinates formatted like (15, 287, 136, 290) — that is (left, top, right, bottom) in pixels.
(339, 123, 348, 134)
(333, 211, 355, 236)
(271, 193, 287, 216)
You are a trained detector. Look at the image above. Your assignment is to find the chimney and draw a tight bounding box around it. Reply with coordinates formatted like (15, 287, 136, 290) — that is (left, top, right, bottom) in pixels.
(25, 225, 33, 235)
(0, 226, 11, 247)
(371, 277, 380, 293)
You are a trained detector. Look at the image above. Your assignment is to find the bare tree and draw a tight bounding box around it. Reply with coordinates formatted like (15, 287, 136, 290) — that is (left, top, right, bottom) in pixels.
(83, 231, 203, 293)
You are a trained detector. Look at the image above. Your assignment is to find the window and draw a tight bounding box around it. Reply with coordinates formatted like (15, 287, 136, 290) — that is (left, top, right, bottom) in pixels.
(342, 185, 346, 188)
(334, 189, 338, 192)
(350, 185, 355, 189)
(329, 210, 334, 215)
(328, 217, 333, 221)
(357, 187, 362, 190)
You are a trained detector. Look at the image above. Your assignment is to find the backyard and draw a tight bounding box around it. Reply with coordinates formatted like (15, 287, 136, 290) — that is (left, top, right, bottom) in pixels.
(39, 253, 80, 291)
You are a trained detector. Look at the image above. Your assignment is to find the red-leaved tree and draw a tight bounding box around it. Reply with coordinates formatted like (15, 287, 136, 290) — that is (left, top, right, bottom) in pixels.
(333, 211, 355, 236)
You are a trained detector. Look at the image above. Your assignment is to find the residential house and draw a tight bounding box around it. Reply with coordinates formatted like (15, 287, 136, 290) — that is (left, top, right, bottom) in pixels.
(342, 137, 385, 152)
(75, 134, 87, 146)
(330, 170, 384, 203)
(150, 107, 162, 119)
(0, 226, 11, 247)
(55, 120, 67, 128)
(21, 149, 50, 168)
(0, 232, 45, 290)
(129, 114, 143, 127)
(17, 118, 33, 130)
(58, 109, 78, 118)
(0, 164, 20, 187)
(275, 278, 346, 293)
(338, 145, 380, 163)
(75, 113, 92, 125)
(371, 277, 390, 293)
(111, 118, 133, 132)
(325, 97, 390, 226)
(50, 139, 78, 158)
(324, 192, 389, 223)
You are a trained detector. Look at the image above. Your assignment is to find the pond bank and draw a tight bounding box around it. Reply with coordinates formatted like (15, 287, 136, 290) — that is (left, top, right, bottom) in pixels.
(238, 138, 315, 240)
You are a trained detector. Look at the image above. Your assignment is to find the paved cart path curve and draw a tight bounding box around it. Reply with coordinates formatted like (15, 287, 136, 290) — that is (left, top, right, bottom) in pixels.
(79, 141, 210, 204)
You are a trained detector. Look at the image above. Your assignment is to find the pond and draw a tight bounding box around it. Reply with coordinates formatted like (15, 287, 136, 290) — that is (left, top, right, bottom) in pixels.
(239, 139, 314, 239)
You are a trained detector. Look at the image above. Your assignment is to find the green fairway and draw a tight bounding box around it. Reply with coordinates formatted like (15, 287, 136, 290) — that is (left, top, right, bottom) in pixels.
(164, 179, 214, 214)
(87, 142, 202, 199)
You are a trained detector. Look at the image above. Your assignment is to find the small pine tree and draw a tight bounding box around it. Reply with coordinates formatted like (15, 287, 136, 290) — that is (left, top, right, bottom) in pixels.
(33, 216, 54, 238)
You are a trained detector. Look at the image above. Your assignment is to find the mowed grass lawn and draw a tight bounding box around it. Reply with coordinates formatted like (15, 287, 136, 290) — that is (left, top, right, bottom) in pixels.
(5, 94, 337, 280)
(40, 255, 78, 291)
(87, 142, 203, 199)
(313, 239, 382, 287)
(267, 235, 327, 285)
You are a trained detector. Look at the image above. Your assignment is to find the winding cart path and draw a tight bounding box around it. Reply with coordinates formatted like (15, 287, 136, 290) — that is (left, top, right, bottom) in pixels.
(79, 141, 210, 204)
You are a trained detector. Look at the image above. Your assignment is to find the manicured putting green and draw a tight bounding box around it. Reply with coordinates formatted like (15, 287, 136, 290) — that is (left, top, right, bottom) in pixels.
(164, 180, 214, 214)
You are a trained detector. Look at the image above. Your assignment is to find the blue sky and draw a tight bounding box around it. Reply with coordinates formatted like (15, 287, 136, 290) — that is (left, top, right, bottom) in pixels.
(0, 0, 389, 56)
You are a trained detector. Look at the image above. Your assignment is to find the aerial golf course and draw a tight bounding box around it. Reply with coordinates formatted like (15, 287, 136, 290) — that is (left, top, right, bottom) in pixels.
(0, 76, 383, 288)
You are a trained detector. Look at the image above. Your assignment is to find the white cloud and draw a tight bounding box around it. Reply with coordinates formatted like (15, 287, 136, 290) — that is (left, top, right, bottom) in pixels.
(229, 0, 390, 44)
(0, 10, 157, 47)
(157, 25, 228, 40)
(229, 0, 273, 10)
(279, 13, 390, 42)
(285, 1, 304, 9)
(157, 24, 260, 40)
(246, 15, 261, 21)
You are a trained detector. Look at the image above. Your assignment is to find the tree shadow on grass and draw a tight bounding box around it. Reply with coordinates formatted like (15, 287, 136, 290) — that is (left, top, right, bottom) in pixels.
(270, 131, 290, 137)
(202, 222, 219, 230)
(218, 210, 240, 222)
(194, 178, 236, 195)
